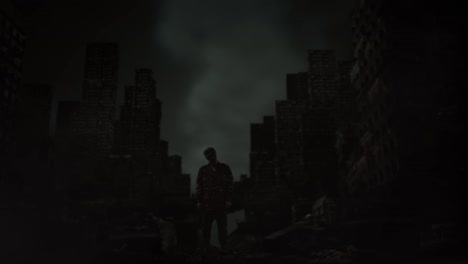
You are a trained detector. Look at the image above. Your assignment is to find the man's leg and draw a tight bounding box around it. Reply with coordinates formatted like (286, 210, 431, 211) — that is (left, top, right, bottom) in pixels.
(215, 210, 228, 247)
(202, 210, 214, 248)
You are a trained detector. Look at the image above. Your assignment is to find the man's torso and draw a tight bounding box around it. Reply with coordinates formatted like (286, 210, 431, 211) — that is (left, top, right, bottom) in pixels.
(198, 162, 230, 210)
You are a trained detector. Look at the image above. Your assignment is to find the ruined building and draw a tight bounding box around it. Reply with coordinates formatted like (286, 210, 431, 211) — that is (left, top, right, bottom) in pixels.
(111, 68, 190, 208)
(0, 9, 26, 193)
(246, 50, 346, 229)
(338, 0, 466, 251)
(0, 10, 25, 148)
(250, 116, 276, 186)
(115, 69, 161, 158)
(74, 42, 119, 159)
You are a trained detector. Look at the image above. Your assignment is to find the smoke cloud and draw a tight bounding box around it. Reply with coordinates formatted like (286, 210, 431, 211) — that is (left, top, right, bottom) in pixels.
(156, 0, 357, 191)
(158, 0, 306, 188)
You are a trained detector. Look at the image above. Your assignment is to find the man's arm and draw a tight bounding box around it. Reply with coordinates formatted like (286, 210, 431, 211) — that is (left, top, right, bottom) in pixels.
(196, 168, 204, 208)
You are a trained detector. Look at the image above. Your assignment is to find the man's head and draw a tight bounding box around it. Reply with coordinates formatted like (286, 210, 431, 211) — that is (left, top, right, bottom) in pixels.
(203, 147, 217, 164)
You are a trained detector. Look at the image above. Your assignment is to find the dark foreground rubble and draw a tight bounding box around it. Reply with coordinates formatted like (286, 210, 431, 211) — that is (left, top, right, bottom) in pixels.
(94, 245, 466, 264)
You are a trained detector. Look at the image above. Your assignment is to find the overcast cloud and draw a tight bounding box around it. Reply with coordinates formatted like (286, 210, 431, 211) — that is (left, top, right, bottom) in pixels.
(14, 0, 358, 192)
(158, 0, 304, 189)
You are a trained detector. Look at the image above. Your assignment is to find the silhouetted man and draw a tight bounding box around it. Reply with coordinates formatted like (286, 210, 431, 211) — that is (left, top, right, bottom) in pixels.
(196, 147, 233, 250)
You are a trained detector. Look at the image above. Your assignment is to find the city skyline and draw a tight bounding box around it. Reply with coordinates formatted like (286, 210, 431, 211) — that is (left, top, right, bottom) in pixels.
(1, 0, 465, 262)
(11, 0, 359, 186)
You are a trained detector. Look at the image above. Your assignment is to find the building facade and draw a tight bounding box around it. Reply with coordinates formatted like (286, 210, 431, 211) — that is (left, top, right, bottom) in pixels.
(0, 10, 26, 191)
(249, 116, 276, 186)
(73, 43, 119, 159)
(0, 10, 25, 137)
(338, 0, 465, 251)
(308, 50, 339, 105)
(116, 69, 161, 158)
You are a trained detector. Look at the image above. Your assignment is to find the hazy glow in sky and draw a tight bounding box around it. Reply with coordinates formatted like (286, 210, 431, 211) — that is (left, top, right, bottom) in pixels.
(158, 0, 305, 190)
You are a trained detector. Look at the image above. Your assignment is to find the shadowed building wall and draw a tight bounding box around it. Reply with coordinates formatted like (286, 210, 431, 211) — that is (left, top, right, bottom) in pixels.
(74, 43, 119, 160)
(0, 9, 26, 194)
(339, 0, 466, 251)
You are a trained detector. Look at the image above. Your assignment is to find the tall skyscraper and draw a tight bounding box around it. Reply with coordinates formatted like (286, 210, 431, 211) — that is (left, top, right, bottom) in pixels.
(275, 100, 309, 191)
(250, 116, 276, 186)
(339, 1, 465, 252)
(117, 69, 161, 158)
(0, 9, 26, 190)
(273, 51, 340, 198)
(0, 9, 26, 145)
(308, 50, 339, 105)
(286, 72, 309, 102)
(112, 68, 166, 206)
(74, 43, 119, 159)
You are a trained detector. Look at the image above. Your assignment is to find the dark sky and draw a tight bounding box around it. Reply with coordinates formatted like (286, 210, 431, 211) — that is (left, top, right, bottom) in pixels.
(13, 0, 358, 190)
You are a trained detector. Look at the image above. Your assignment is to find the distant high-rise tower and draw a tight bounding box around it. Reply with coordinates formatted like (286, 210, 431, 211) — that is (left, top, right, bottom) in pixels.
(0, 9, 26, 188)
(113, 68, 164, 203)
(308, 50, 339, 105)
(250, 116, 276, 186)
(116, 68, 161, 157)
(286, 72, 309, 102)
(74, 43, 119, 159)
(0, 10, 26, 152)
(275, 50, 340, 199)
(275, 100, 308, 191)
